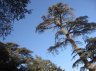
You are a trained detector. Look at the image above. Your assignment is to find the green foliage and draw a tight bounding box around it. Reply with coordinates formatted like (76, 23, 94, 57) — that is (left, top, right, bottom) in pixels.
(0, 0, 31, 38)
(85, 37, 96, 63)
(0, 42, 64, 71)
(28, 56, 64, 71)
(36, 2, 74, 53)
(0, 42, 9, 63)
(67, 16, 96, 36)
(0, 42, 33, 71)
(36, 2, 74, 33)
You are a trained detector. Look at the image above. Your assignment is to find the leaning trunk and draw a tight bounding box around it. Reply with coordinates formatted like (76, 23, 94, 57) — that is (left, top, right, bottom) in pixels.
(61, 28, 96, 71)
(66, 34, 96, 71)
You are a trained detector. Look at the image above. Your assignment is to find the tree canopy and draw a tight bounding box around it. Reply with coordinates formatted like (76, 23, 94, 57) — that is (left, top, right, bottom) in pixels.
(28, 56, 64, 71)
(0, 0, 31, 38)
(36, 3, 96, 53)
(0, 42, 33, 71)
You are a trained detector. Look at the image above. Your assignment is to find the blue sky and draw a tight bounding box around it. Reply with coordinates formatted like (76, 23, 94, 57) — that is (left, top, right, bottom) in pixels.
(2, 0, 96, 71)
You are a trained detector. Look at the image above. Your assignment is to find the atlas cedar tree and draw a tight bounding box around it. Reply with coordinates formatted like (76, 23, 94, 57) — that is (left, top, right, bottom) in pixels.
(36, 3, 96, 71)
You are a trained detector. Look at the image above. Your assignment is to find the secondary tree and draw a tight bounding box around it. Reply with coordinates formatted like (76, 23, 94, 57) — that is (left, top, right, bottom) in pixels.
(36, 3, 96, 71)
(0, 42, 33, 71)
(0, 0, 31, 38)
(28, 56, 64, 71)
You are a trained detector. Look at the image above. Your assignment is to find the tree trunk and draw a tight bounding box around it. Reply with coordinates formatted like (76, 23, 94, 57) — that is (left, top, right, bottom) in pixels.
(61, 28, 96, 71)
(88, 64, 96, 71)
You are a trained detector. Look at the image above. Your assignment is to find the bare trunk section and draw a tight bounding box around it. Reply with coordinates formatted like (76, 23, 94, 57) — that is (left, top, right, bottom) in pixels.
(89, 64, 96, 71)
(61, 28, 96, 71)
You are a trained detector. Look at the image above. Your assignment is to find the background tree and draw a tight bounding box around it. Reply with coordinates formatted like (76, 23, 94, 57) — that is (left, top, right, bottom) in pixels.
(0, 42, 33, 71)
(0, 42, 64, 71)
(36, 3, 96, 71)
(27, 56, 64, 71)
(0, 0, 31, 38)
